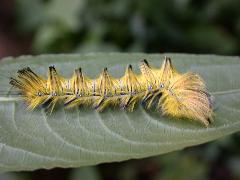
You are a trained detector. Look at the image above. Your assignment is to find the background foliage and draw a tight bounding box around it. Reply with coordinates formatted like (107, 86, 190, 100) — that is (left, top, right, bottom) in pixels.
(0, 0, 240, 180)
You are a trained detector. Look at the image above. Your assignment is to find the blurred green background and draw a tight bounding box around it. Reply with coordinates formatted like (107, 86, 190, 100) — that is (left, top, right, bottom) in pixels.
(0, 0, 240, 179)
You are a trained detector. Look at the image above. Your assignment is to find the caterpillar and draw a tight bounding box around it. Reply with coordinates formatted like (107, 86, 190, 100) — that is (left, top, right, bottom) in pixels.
(9, 57, 213, 127)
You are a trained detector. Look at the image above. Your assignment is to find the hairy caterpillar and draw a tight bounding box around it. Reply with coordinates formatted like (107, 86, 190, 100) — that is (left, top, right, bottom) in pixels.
(10, 57, 213, 126)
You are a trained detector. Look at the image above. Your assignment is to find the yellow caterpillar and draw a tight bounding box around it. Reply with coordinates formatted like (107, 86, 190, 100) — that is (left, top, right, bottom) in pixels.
(10, 57, 213, 126)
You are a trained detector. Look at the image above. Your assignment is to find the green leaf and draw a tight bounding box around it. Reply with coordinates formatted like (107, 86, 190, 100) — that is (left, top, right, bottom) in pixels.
(0, 53, 239, 172)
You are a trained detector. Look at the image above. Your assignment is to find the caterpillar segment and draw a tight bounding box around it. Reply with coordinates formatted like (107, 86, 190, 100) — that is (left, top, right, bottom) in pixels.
(9, 57, 213, 126)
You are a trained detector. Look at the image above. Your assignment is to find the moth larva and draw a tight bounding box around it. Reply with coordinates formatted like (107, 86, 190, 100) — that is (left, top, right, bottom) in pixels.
(10, 57, 213, 126)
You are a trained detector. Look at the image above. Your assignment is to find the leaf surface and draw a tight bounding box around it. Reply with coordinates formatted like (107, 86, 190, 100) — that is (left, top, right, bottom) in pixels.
(0, 53, 239, 172)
